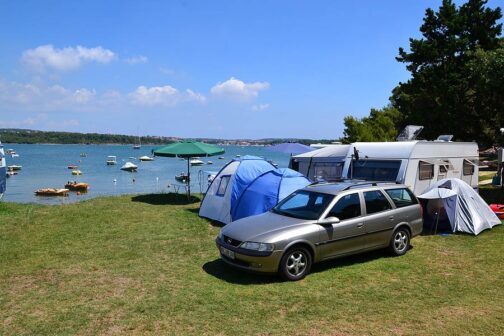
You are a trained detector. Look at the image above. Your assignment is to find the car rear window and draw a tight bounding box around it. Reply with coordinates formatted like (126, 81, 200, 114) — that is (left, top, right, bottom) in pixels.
(385, 188, 418, 208)
(363, 190, 392, 215)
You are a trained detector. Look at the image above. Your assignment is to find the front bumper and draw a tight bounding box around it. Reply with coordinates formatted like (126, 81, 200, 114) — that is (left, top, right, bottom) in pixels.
(215, 238, 282, 273)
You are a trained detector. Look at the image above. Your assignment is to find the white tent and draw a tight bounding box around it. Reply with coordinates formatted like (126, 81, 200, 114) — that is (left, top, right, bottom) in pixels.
(418, 178, 501, 235)
(199, 156, 275, 224)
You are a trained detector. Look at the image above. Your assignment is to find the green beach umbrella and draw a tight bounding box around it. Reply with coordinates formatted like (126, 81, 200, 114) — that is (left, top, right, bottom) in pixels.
(153, 140, 225, 196)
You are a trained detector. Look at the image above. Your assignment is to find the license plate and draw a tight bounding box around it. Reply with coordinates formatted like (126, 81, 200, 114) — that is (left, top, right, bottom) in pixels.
(220, 246, 235, 259)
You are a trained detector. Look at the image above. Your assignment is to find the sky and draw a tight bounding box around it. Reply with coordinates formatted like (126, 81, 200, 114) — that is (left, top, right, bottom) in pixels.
(0, 0, 502, 139)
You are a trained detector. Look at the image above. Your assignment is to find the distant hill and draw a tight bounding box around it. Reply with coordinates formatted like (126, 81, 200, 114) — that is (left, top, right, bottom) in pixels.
(0, 128, 339, 145)
(0, 129, 178, 145)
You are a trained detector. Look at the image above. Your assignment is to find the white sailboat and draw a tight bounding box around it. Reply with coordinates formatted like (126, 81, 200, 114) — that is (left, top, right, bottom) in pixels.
(133, 129, 141, 149)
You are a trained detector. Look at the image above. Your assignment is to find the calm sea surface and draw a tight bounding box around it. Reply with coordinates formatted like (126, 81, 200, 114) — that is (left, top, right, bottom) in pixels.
(3, 144, 290, 204)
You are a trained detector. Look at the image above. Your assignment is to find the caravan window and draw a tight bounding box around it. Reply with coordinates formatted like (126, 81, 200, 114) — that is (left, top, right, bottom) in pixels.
(418, 161, 434, 180)
(216, 175, 231, 196)
(351, 160, 401, 182)
(463, 159, 475, 176)
(309, 162, 343, 182)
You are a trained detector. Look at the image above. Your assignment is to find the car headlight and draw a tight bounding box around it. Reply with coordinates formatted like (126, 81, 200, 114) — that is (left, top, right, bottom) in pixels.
(240, 241, 274, 252)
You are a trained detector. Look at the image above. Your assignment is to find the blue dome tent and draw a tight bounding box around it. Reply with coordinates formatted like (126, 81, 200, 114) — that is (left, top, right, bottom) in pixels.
(232, 168, 311, 221)
(199, 156, 276, 224)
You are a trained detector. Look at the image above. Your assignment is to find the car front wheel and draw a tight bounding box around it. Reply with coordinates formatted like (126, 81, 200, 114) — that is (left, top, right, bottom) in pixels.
(389, 228, 410, 256)
(279, 247, 312, 281)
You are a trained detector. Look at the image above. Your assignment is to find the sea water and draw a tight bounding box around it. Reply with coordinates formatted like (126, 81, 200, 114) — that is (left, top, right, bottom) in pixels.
(3, 144, 290, 204)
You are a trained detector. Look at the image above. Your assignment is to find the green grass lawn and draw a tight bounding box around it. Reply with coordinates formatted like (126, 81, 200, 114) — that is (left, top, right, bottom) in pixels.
(1, 193, 503, 335)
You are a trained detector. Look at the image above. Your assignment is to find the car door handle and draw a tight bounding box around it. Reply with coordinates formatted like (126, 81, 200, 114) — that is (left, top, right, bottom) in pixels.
(389, 216, 394, 220)
(357, 223, 364, 228)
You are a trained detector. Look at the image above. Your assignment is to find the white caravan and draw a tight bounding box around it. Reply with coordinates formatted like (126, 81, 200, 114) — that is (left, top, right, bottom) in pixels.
(341, 141, 479, 195)
(289, 145, 350, 182)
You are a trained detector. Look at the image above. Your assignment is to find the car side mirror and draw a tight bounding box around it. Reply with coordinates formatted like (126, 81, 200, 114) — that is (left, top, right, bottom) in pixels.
(318, 216, 340, 226)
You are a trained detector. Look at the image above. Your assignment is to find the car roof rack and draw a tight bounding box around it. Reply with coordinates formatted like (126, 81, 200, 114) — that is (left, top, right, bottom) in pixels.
(342, 181, 401, 191)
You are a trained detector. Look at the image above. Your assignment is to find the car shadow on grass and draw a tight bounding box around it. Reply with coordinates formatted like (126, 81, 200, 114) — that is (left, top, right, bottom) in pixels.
(203, 247, 416, 284)
(202, 259, 280, 284)
(131, 193, 201, 205)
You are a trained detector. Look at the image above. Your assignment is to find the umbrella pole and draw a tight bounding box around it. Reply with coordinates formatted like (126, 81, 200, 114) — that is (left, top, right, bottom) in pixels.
(187, 158, 190, 199)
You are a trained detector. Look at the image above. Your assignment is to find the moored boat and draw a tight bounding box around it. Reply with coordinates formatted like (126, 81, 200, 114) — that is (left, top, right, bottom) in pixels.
(35, 188, 69, 196)
(7, 165, 22, 171)
(189, 159, 204, 166)
(207, 161, 213, 165)
(175, 172, 190, 182)
(72, 170, 83, 175)
(120, 162, 138, 172)
(106, 156, 117, 165)
(64, 181, 89, 191)
(139, 155, 154, 161)
(68, 164, 78, 169)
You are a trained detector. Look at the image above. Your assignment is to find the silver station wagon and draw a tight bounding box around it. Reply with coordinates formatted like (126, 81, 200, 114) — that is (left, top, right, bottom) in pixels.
(216, 181, 423, 281)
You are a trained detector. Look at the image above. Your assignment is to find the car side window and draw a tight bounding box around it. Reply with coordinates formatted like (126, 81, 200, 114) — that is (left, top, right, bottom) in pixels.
(385, 188, 418, 208)
(327, 193, 361, 221)
(363, 190, 392, 215)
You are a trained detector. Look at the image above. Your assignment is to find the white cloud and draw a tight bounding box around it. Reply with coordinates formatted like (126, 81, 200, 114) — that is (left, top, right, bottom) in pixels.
(0, 79, 97, 110)
(73, 88, 96, 103)
(211, 77, 270, 101)
(129, 85, 206, 106)
(21, 45, 116, 72)
(251, 103, 270, 111)
(125, 55, 148, 65)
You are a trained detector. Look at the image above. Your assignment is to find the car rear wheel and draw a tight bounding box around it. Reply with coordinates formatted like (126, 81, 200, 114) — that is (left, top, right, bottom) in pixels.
(279, 247, 312, 281)
(389, 228, 410, 256)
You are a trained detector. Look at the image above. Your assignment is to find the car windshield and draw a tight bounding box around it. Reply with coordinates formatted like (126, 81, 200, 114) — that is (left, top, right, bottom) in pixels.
(272, 190, 334, 220)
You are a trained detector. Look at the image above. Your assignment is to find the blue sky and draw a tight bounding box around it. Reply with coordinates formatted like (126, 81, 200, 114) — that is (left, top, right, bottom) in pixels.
(0, 0, 502, 139)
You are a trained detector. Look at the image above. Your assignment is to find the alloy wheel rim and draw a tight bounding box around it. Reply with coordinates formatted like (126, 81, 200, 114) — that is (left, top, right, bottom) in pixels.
(394, 231, 408, 252)
(286, 251, 306, 276)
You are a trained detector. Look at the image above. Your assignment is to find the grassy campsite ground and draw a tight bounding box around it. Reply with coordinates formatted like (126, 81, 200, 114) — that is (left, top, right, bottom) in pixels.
(1, 191, 503, 336)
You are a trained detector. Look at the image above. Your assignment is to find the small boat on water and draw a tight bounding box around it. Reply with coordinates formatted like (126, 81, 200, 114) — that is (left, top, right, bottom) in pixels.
(190, 159, 204, 166)
(218, 156, 225, 160)
(5, 149, 16, 155)
(11, 153, 19, 158)
(106, 156, 117, 165)
(207, 161, 213, 165)
(175, 172, 190, 182)
(35, 188, 69, 196)
(235, 154, 241, 158)
(139, 155, 154, 161)
(80, 153, 87, 157)
(65, 181, 89, 191)
(120, 162, 138, 172)
(72, 170, 83, 175)
(68, 164, 78, 169)
(7, 165, 22, 171)
(6, 171, 17, 177)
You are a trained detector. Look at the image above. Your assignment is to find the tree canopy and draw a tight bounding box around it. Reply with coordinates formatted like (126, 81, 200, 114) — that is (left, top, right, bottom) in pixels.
(342, 106, 402, 143)
(391, 0, 503, 145)
(341, 0, 503, 145)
